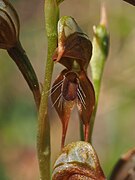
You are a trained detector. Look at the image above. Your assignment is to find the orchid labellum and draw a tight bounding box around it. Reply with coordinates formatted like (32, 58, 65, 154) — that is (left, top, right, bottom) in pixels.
(51, 16, 95, 148)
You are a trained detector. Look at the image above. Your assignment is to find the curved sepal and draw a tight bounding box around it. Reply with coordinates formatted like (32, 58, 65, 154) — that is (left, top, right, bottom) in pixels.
(77, 71, 95, 141)
(51, 69, 75, 148)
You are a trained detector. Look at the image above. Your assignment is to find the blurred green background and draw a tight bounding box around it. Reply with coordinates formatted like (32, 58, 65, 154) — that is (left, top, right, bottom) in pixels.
(0, 0, 135, 179)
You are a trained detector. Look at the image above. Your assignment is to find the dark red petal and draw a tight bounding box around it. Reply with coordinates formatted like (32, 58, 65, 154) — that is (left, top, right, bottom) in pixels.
(51, 69, 75, 148)
(77, 71, 95, 141)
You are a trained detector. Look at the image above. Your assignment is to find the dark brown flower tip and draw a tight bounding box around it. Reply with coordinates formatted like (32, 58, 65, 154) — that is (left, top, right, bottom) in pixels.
(0, 0, 19, 49)
(110, 148, 135, 180)
(53, 16, 92, 71)
(52, 141, 106, 180)
(51, 69, 95, 148)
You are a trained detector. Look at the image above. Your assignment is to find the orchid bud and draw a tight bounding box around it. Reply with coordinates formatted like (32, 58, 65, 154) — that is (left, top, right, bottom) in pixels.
(52, 141, 106, 180)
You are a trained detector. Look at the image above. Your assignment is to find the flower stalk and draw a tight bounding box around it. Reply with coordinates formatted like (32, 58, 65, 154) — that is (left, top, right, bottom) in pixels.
(0, 0, 40, 109)
(7, 42, 41, 109)
(37, 0, 59, 179)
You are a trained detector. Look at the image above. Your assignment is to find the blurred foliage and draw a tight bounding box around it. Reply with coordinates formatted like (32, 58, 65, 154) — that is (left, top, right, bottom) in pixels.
(0, 164, 8, 180)
(0, 0, 135, 179)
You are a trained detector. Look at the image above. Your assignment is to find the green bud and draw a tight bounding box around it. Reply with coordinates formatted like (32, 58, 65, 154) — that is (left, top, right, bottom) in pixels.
(93, 24, 109, 58)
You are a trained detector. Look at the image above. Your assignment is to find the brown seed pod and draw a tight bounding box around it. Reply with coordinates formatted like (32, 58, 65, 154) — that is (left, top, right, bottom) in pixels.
(0, 0, 19, 49)
(52, 141, 106, 180)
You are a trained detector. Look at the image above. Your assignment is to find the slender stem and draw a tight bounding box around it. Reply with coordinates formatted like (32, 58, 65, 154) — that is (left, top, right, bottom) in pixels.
(7, 41, 41, 109)
(37, 0, 59, 179)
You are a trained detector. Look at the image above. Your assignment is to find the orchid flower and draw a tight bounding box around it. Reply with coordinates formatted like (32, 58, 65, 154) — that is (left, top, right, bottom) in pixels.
(51, 16, 95, 148)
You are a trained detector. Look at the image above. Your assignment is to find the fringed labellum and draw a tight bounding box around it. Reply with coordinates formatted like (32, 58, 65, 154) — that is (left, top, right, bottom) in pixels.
(51, 16, 95, 148)
(52, 141, 106, 180)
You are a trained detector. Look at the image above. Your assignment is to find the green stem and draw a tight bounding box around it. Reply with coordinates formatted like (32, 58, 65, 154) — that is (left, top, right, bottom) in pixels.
(37, 0, 59, 179)
(89, 24, 109, 142)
